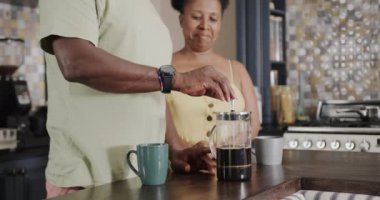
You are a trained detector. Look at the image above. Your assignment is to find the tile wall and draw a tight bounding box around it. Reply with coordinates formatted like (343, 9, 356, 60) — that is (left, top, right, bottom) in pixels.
(0, 2, 45, 108)
(287, 0, 380, 116)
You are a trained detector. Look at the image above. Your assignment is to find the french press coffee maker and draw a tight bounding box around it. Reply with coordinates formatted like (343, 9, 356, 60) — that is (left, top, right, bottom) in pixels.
(210, 111, 252, 181)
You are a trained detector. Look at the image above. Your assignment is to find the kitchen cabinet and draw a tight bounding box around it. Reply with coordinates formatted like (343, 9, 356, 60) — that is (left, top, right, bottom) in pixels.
(236, 0, 287, 125)
(0, 153, 48, 200)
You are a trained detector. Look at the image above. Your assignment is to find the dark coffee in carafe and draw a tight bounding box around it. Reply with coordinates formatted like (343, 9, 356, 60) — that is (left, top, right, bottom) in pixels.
(216, 146, 251, 181)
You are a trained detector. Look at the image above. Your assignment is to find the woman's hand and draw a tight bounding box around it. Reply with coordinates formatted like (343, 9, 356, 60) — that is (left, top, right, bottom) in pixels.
(169, 141, 216, 175)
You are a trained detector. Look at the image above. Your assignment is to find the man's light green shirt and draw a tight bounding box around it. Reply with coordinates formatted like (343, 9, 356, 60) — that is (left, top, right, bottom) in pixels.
(39, 0, 172, 187)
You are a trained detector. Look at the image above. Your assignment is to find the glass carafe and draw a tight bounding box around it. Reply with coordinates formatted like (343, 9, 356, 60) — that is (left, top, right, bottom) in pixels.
(0, 38, 24, 75)
(210, 111, 252, 181)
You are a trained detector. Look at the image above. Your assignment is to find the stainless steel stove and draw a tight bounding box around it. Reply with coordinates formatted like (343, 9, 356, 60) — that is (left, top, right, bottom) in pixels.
(284, 100, 380, 153)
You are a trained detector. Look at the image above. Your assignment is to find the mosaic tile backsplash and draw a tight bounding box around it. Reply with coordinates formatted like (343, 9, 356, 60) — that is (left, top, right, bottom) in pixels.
(0, 2, 45, 108)
(286, 0, 380, 116)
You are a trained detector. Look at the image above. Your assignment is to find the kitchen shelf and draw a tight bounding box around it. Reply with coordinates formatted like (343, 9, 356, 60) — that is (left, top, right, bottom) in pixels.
(271, 62, 287, 85)
(271, 61, 286, 66)
(270, 9, 285, 17)
(270, 0, 287, 82)
(236, 0, 287, 125)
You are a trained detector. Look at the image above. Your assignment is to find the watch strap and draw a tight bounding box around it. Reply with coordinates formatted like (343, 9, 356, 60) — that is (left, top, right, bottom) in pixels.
(161, 75, 173, 93)
(158, 65, 175, 94)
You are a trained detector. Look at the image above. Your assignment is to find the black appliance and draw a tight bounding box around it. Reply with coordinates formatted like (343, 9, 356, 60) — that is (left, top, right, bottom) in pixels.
(0, 38, 48, 151)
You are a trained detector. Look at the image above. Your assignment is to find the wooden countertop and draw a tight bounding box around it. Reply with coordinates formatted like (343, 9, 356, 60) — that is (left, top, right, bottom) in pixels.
(51, 150, 380, 200)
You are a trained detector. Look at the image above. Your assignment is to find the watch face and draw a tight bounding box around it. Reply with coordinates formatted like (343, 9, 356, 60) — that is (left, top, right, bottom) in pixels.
(160, 65, 176, 75)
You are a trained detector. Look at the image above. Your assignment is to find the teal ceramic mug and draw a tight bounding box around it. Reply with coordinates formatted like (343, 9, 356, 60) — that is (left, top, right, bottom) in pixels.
(127, 143, 169, 185)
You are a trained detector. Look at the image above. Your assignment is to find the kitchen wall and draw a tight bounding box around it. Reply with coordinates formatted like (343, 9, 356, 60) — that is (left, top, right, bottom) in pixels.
(0, 1, 45, 108)
(152, 0, 237, 59)
(286, 0, 380, 115)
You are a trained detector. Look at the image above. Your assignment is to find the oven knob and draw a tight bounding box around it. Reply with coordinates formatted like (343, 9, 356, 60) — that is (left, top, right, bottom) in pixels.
(344, 141, 355, 151)
(316, 140, 326, 149)
(359, 141, 370, 152)
(330, 140, 341, 150)
(288, 139, 299, 149)
(302, 140, 312, 149)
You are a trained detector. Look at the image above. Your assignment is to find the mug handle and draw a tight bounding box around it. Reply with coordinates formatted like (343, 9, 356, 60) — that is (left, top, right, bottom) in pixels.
(126, 150, 140, 177)
(208, 125, 217, 159)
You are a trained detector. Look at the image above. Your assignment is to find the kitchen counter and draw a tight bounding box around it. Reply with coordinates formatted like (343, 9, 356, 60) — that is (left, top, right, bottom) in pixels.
(51, 150, 380, 200)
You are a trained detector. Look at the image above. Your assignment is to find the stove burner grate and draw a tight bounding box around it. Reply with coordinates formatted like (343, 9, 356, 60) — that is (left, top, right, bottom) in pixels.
(294, 119, 380, 128)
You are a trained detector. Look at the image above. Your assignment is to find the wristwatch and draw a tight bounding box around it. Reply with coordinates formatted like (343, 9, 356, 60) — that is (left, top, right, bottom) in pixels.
(158, 65, 176, 93)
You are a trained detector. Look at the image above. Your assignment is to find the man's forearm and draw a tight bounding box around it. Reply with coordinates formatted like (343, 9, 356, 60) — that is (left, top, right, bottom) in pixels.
(52, 37, 162, 93)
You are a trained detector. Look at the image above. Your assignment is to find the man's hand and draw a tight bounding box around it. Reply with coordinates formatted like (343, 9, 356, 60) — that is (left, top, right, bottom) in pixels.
(170, 141, 216, 175)
(173, 66, 235, 102)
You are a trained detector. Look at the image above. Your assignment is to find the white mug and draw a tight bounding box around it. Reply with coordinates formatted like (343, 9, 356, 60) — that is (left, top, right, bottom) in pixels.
(253, 136, 284, 165)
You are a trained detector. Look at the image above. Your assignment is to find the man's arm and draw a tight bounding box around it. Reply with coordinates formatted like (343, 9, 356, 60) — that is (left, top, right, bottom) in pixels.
(52, 37, 160, 93)
(52, 37, 234, 101)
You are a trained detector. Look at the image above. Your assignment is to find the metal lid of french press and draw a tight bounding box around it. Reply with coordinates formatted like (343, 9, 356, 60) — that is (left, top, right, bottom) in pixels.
(216, 111, 251, 121)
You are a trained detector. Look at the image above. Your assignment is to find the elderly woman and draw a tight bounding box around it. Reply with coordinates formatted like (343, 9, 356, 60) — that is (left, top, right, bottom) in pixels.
(167, 0, 261, 147)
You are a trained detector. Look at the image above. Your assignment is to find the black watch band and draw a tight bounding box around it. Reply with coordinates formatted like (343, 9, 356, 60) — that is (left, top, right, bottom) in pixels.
(161, 75, 173, 93)
(158, 65, 176, 94)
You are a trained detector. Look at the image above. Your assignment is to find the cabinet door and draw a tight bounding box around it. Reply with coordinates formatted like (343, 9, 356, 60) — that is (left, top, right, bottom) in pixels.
(0, 170, 9, 200)
(0, 156, 48, 200)
(25, 165, 47, 200)
(14, 170, 28, 200)
(0, 168, 27, 200)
